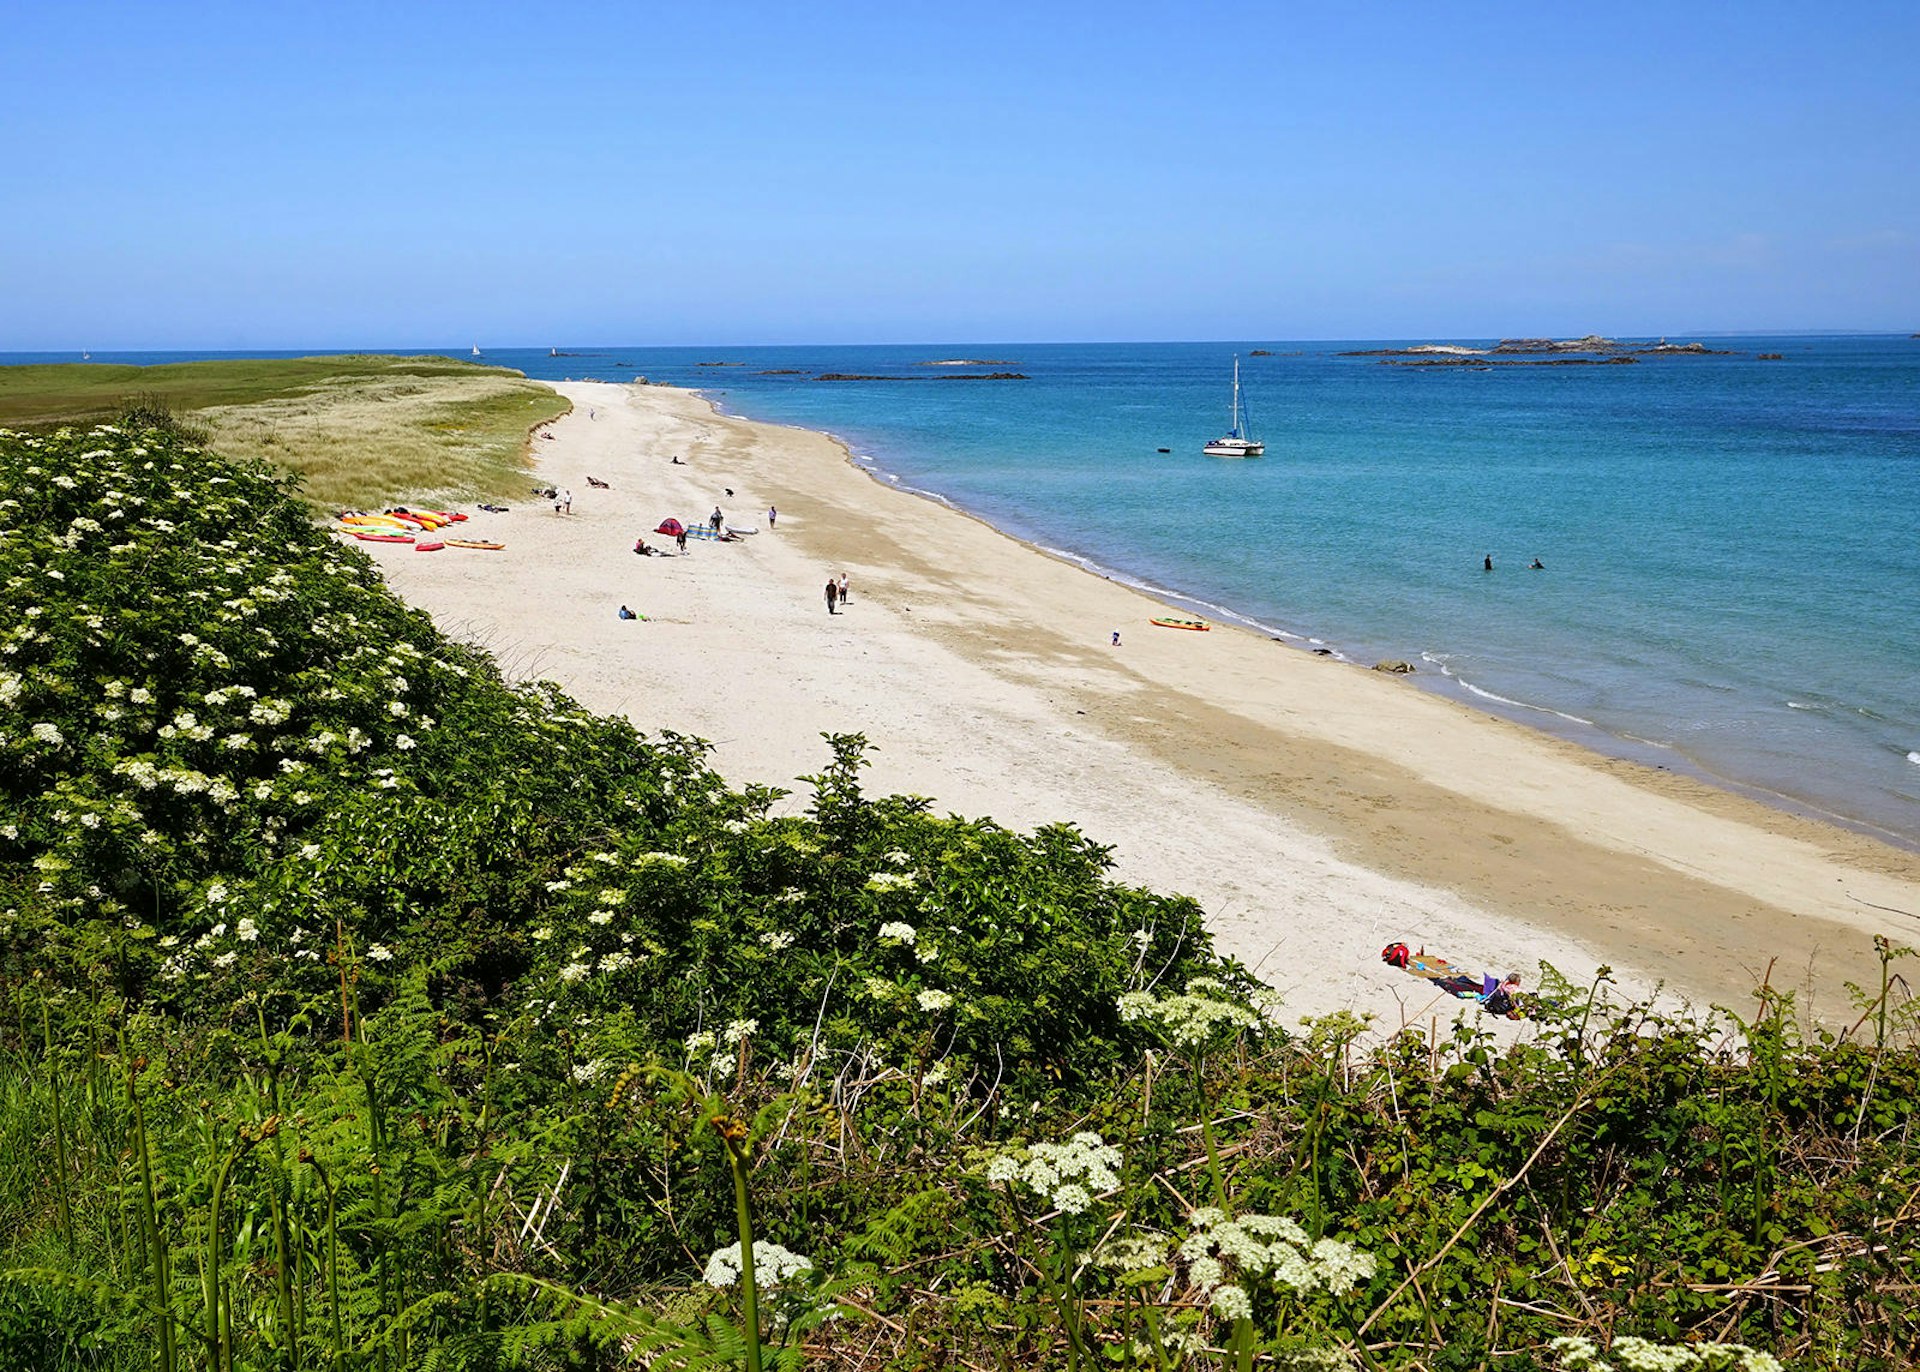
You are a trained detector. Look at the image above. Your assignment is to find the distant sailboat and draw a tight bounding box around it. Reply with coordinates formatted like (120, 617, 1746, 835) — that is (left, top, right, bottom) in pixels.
(550, 347, 558, 357)
(1203, 356, 1264, 457)
(81, 350, 91, 361)
(472, 344, 482, 357)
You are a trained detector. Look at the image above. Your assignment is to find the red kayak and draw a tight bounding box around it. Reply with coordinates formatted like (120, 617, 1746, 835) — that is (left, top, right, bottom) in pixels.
(415, 541, 446, 552)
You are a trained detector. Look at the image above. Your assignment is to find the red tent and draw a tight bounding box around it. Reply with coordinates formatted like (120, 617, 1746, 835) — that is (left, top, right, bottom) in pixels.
(655, 518, 685, 536)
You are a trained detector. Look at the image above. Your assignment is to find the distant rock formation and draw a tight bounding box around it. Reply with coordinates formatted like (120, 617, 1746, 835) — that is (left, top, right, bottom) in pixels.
(758, 369, 807, 375)
(1757, 353, 1784, 361)
(1380, 356, 1638, 368)
(1249, 349, 1274, 356)
(815, 372, 1028, 382)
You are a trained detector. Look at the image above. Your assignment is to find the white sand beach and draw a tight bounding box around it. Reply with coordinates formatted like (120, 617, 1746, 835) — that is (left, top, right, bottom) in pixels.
(361, 381, 1920, 1029)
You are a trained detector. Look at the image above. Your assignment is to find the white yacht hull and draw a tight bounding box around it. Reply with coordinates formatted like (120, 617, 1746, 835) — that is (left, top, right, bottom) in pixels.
(1203, 440, 1264, 457)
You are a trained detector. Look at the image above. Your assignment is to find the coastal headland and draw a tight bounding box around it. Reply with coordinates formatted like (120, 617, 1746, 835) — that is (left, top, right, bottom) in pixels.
(362, 379, 1920, 1029)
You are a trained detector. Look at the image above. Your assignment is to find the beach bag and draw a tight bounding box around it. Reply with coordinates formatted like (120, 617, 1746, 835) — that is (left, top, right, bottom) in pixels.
(1381, 941, 1410, 969)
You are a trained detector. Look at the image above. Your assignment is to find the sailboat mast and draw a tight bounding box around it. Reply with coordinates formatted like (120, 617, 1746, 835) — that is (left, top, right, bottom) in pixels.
(1231, 356, 1242, 434)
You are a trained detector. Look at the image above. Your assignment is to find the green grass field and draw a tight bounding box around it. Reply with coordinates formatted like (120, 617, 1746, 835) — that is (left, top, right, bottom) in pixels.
(0, 354, 571, 508)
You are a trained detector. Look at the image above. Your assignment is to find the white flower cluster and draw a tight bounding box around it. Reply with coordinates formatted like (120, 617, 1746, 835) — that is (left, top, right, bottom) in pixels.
(1178, 1208, 1378, 1320)
(878, 921, 916, 945)
(757, 929, 795, 951)
(866, 871, 916, 892)
(915, 988, 954, 1012)
(986, 1132, 1123, 1215)
(684, 1019, 760, 1079)
(1550, 1338, 1783, 1372)
(701, 1240, 813, 1290)
(633, 851, 689, 869)
(1118, 977, 1266, 1047)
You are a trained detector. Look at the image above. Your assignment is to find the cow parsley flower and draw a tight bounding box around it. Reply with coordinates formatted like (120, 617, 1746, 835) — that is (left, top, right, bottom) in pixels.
(1118, 978, 1263, 1047)
(366, 943, 393, 962)
(989, 1132, 1123, 1212)
(702, 1241, 812, 1290)
(878, 921, 916, 944)
(916, 989, 954, 1012)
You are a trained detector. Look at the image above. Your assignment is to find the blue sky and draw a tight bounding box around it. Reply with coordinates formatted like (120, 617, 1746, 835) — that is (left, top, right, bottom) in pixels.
(3, 1, 1916, 347)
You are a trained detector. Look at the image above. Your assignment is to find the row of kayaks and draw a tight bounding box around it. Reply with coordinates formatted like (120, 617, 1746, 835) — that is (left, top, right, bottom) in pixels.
(335, 509, 505, 551)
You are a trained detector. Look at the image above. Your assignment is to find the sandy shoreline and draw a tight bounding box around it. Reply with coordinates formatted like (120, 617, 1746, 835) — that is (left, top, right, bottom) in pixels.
(358, 380, 1920, 1029)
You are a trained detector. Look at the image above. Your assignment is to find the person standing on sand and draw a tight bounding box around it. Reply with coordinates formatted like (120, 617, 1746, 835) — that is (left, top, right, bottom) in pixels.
(825, 578, 839, 614)
(711, 507, 724, 534)
(837, 572, 850, 605)
(676, 529, 688, 555)
(561, 488, 573, 515)
(768, 506, 777, 529)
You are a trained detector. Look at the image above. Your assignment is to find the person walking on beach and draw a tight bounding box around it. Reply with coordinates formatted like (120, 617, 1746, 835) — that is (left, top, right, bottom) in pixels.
(837, 572, 850, 605)
(676, 529, 687, 555)
(768, 505, 777, 530)
(711, 507, 724, 534)
(824, 577, 839, 614)
(562, 488, 573, 515)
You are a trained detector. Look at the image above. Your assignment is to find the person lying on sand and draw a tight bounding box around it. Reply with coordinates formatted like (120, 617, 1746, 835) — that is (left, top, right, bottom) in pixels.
(588, 476, 611, 489)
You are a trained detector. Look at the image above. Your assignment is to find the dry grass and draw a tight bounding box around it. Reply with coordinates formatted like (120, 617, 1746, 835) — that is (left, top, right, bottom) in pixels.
(198, 372, 570, 510)
(0, 355, 571, 510)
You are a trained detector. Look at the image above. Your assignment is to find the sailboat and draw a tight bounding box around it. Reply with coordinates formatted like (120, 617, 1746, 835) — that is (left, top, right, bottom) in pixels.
(471, 344, 482, 357)
(1202, 355, 1264, 457)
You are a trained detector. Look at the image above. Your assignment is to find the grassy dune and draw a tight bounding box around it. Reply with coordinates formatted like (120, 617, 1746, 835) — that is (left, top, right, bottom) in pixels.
(0, 354, 570, 508)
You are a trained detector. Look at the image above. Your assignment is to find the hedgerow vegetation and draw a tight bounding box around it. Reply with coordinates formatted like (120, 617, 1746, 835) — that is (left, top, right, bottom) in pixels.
(2, 420, 1916, 1369)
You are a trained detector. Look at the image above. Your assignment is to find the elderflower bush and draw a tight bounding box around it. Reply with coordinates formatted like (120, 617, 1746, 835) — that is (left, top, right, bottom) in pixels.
(0, 422, 711, 1018)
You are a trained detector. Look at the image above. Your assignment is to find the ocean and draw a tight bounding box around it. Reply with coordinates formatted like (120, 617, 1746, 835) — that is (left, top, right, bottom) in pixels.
(11, 337, 1918, 847)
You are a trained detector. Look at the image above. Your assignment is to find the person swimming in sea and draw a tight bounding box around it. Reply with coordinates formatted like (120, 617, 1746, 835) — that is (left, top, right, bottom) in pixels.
(1484, 553, 1494, 572)
(1530, 557, 1545, 570)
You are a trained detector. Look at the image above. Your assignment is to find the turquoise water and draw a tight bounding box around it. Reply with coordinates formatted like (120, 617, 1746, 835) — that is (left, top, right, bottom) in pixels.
(12, 339, 1918, 845)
